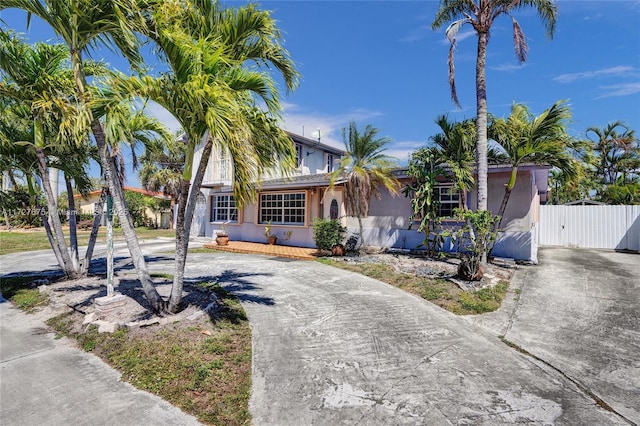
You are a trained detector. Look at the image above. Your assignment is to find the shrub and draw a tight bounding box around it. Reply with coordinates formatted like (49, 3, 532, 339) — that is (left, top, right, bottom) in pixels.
(312, 218, 347, 251)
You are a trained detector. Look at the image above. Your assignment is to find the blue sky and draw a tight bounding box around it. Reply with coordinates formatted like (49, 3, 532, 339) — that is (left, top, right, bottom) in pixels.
(2, 1, 639, 185)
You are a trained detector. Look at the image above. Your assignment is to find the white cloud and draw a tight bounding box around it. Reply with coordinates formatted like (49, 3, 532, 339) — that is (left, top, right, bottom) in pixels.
(385, 140, 426, 165)
(553, 66, 635, 83)
(595, 82, 640, 99)
(279, 104, 383, 150)
(583, 13, 602, 21)
(399, 24, 431, 43)
(490, 63, 527, 72)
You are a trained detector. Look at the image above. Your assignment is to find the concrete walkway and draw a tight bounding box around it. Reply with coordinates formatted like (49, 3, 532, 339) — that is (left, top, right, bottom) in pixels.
(468, 247, 640, 424)
(0, 299, 201, 425)
(1, 243, 635, 425)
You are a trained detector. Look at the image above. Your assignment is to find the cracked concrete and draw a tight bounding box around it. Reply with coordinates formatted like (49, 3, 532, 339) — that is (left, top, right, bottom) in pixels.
(467, 247, 639, 425)
(166, 251, 628, 425)
(1, 242, 637, 425)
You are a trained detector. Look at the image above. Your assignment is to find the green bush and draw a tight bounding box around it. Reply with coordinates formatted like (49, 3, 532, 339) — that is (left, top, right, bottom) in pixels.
(312, 218, 347, 251)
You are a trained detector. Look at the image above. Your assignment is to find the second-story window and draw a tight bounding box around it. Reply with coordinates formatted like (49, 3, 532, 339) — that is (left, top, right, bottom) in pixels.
(215, 149, 231, 181)
(295, 144, 303, 168)
(327, 153, 334, 172)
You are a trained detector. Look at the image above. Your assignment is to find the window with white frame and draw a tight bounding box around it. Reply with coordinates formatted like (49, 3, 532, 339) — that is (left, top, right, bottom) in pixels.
(259, 192, 306, 225)
(434, 186, 461, 218)
(210, 194, 238, 222)
(326, 153, 334, 172)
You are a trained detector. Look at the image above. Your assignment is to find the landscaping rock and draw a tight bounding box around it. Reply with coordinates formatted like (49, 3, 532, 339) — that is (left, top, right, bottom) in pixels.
(94, 320, 119, 334)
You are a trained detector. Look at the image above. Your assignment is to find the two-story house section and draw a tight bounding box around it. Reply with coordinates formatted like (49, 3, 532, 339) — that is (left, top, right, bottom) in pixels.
(192, 131, 346, 246)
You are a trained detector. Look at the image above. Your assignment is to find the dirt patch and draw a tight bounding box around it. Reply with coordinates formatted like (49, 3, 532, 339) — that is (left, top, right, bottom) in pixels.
(336, 251, 517, 291)
(35, 275, 219, 329)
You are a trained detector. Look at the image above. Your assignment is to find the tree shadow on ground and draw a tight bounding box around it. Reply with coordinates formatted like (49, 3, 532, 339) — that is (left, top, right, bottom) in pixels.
(186, 269, 276, 306)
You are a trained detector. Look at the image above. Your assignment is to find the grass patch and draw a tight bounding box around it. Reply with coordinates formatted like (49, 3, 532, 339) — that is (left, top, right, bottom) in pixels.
(319, 258, 509, 315)
(0, 275, 52, 312)
(46, 282, 251, 426)
(0, 227, 175, 255)
(150, 272, 174, 279)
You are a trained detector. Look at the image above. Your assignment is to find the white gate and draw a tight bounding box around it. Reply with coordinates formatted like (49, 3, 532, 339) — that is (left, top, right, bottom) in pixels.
(539, 205, 640, 251)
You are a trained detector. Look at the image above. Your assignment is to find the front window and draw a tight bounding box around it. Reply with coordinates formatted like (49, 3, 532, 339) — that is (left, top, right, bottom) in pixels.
(259, 192, 306, 225)
(210, 194, 238, 222)
(434, 186, 460, 218)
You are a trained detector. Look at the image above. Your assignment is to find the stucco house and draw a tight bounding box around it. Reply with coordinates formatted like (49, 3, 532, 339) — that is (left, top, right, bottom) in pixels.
(191, 132, 549, 263)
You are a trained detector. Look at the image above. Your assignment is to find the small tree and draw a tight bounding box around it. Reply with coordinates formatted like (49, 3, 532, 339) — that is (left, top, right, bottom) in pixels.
(453, 209, 500, 281)
(402, 147, 445, 256)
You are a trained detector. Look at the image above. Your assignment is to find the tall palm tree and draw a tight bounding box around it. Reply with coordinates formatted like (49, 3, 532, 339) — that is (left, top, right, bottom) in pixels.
(102, 0, 299, 313)
(488, 100, 576, 229)
(0, 31, 87, 276)
(432, 0, 558, 213)
(430, 115, 476, 210)
(330, 121, 399, 250)
(1, 0, 168, 312)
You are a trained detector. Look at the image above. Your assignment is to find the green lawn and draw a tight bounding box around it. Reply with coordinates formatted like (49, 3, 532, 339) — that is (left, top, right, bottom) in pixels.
(0, 227, 176, 255)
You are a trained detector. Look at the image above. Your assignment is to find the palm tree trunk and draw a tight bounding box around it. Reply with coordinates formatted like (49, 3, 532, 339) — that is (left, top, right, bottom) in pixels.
(475, 31, 490, 265)
(81, 188, 106, 275)
(69, 50, 165, 311)
(35, 147, 77, 278)
(35, 197, 66, 272)
(91, 119, 166, 312)
(475, 31, 489, 212)
(65, 174, 79, 270)
(168, 138, 213, 313)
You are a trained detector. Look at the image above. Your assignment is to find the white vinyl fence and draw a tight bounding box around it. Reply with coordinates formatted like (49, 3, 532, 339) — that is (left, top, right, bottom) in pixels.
(539, 205, 640, 251)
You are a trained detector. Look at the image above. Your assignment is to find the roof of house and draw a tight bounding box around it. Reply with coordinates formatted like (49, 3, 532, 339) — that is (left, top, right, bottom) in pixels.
(287, 131, 345, 156)
(211, 163, 551, 193)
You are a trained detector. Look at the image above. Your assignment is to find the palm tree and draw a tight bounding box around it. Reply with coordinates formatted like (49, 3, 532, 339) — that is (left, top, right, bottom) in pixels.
(330, 121, 399, 250)
(432, 0, 558, 213)
(101, 0, 299, 313)
(586, 122, 639, 191)
(1, 0, 169, 312)
(0, 31, 88, 276)
(429, 115, 476, 210)
(139, 136, 185, 229)
(488, 100, 576, 229)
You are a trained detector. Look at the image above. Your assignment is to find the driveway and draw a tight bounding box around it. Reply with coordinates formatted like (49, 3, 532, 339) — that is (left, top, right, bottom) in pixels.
(1, 244, 635, 425)
(469, 247, 640, 424)
(165, 251, 626, 425)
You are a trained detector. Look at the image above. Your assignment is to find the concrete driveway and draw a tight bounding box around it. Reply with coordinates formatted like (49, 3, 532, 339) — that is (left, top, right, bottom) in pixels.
(469, 247, 639, 424)
(1, 243, 636, 425)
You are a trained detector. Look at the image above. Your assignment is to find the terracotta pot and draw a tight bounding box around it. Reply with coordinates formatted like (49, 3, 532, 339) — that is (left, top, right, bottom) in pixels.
(216, 235, 229, 246)
(331, 244, 346, 256)
(268, 236, 278, 245)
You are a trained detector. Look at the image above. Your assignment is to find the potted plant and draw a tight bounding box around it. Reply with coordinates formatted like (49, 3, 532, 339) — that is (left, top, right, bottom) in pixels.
(215, 223, 230, 246)
(264, 221, 292, 245)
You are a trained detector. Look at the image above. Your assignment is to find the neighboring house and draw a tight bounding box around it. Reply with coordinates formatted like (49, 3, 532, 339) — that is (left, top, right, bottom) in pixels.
(192, 132, 549, 263)
(74, 186, 172, 228)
